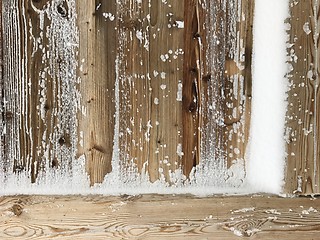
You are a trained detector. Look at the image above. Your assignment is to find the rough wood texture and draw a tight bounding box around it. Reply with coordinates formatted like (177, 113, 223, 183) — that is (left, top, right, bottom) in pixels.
(183, 0, 253, 185)
(76, 1, 116, 185)
(1, 0, 78, 182)
(285, 0, 320, 194)
(183, 0, 201, 177)
(0, 0, 3, 166)
(0, 195, 320, 239)
(117, 0, 184, 182)
(224, 0, 253, 176)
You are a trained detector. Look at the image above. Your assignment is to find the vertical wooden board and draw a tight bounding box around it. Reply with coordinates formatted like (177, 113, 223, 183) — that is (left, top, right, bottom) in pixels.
(223, 0, 253, 185)
(285, 0, 319, 194)
(2, 0, 78, 182)
(117, 0, 152, 181)
(76, 1, 117, 185)
(196, 0, 230, 183)
(0, 0, 3, 169)
(315, 0, 320, 195)
(183, 0, 253, 185)
(182, 0, 201, 177)
(117, 0, 184, 183)
(149, 0, 184, 182)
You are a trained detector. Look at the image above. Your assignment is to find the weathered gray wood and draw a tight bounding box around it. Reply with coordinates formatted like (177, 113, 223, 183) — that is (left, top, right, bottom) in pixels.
(285, 0, 320, 194)
(1, 195, 320, 239)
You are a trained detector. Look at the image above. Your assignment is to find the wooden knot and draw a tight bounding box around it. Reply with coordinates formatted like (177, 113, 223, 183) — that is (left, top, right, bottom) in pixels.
(57, 3, 68, 18)
(52, 158, 59, 168)
(188, 101, 197, 113)
(58, 134, 71, 147)
(203, 74, 211, 82)
(11, 204, 23, 216)
(190, 67, 198, 75)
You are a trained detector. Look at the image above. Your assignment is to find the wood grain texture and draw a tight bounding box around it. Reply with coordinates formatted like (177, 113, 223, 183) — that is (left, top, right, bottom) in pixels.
(183, 0, 201, 176)
(224, 0, 253, 175)
(285, 0, 320, 194)
(0, 195, 320, 239)
(76, 1, 116, 185)
(183, 0, 253, 184)
(0, 0, 3, 167)
(117, 0, 184, 182)
(1, 0, 78, 182)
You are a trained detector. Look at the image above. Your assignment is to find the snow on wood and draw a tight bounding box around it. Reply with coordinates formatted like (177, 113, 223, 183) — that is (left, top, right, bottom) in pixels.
(285, 0, 320, 195)
(1, 0, 318, 195)
(1, 0, 78, 182)
(247, 0, 289, 194)
(183, 0, 253, 187)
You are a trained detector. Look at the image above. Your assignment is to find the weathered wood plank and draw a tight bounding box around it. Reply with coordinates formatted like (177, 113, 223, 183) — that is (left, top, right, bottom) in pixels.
(182, 0, 201, 177)
(0, 195, 320, 239)
(285, 0, 320, 194)
(117, 0, 184, 182)
(183, 0, 253, 185)
(2, 0, 78, 182)
(0, 0, 3, 169)
(224, 0, 253, 179)
(76, 1, 117, 185)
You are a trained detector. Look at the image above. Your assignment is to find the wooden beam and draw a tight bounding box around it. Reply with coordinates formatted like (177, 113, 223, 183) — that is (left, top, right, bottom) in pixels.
(76, 1, 117, 185)
(1, 195, 320, 239)
(285, 0, 320, 194)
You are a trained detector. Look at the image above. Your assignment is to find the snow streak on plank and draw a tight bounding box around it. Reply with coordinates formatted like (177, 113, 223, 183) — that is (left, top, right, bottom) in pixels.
(0, 0, 253, 189)
(76, 1, 116, 185)
(183, 0, 253, 186)
(285, 0, 320, 195)
(1, 0, 78, 182)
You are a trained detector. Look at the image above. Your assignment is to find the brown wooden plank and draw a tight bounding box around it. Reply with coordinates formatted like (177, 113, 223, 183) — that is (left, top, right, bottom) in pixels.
(76, 1, 117, 185)
(183, 0, 253, 185)
(182, 0, 201, 177)
(285, 0, 320, 194)
(224, 0, 253, 179)
(1, 195, 320, 239)
(117, 0, 184, 182)
(0, 0, 3, 168)
(2, 0, 78, 182)
(316, 0, 320, 196)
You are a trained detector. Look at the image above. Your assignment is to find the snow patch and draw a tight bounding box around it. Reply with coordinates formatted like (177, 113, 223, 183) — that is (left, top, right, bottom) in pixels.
(247, 0, 289, 194)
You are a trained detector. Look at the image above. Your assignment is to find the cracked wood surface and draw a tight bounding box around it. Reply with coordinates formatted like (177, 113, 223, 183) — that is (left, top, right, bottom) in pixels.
(1, 195, 320, 239)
